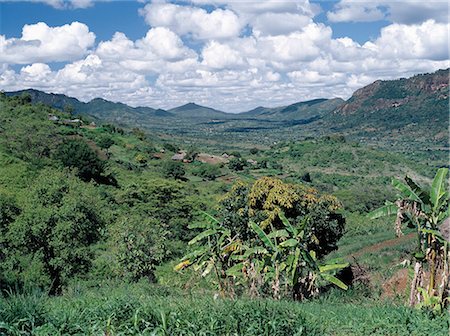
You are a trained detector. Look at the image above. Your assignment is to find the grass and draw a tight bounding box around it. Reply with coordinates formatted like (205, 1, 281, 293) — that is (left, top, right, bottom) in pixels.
(0, 284, 320, 335)
(0, 283, 448, 336)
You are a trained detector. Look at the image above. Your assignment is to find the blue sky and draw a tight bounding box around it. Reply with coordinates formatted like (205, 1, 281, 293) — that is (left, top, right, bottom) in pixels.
(1, 1, 389, 47)
(0, 0, 448, 112)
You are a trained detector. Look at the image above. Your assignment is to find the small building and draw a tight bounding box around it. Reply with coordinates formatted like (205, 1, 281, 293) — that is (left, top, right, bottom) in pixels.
(48, 114, 59, 122)
(171, 152, 186, 161)
(62, 118, 83, 126)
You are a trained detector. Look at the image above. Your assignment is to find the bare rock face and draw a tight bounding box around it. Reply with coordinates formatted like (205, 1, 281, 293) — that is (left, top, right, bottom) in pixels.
(440, 218, 450, 242)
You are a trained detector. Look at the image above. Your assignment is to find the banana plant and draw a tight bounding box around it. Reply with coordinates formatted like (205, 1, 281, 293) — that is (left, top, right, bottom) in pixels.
(279, 213, 348, 291)
(178, 211, 349, 300)
(236, 213, 348, 299)
(369, 168, 449, 307)
(174, 211, 234, 297)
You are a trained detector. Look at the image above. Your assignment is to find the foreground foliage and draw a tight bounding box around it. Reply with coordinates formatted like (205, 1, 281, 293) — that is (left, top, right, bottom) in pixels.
(370, 168, 449, 311)
(177, 177, 347, 300)
(0, 283, 448, 336)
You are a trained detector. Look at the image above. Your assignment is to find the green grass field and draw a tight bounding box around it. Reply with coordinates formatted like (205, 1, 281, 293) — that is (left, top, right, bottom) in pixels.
(1, 283, 448, 336)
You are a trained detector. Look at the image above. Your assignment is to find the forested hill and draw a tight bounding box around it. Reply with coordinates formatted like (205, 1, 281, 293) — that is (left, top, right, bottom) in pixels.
(4, 89, 174, 124)
(327, 69, 449, 146)
(4, 68, 448, 148)
(241, 98, 344, 120)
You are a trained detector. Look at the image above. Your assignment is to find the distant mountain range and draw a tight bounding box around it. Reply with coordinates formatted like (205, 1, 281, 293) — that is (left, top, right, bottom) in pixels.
(5, 68, 449, 147)
(4, 89, 342, 121)
(168, 103, 229, 119)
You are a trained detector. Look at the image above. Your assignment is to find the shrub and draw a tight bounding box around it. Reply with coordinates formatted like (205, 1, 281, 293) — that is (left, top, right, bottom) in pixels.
(220, 177, 345, 258)
(2, 169, 105, 293)
(96, 135, 115, 150)
(192, 164, 221, 180)
(54, 139, 105, 182)
(114, 217, 168, 282)
(162, 161, 185, 179)
(228, 157, 247, 171)
(250, 147, 259, 154)
(257, 158, 268, 169)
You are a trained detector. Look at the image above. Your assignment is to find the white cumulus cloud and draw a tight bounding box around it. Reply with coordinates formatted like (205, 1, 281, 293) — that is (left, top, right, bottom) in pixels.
(0, 3, 449, 112)
(201, 41, 244, 69)
(328, 0, 449, 24)
(139, 2, 242, 40)
(363, 20, 449, 61)
(0, 22, 95, 64)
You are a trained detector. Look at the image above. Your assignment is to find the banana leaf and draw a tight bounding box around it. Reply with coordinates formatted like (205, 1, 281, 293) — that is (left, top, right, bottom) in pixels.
(279, 238, 298, 248)
(321, 273, 348, 290)
(368, 202, 398, 219)
(250, 221, 275, 250)
(226, 262, 245, 277)
(431, 168, 448, 212)
(267, 229, 289, 239)
(405, 176, 430, 204)
(188, 229, 217, 245)
(279, 212, 297, 235)
(319, 263, 349, 273)
(392, 178, 421, 202)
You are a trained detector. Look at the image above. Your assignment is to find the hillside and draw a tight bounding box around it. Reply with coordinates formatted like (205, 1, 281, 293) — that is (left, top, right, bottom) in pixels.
(5, 89, 174, 125)
(0, 92, 448, 335)
(328, 69, 449, 146)
(169, 102, 231, 119)
(242, 98, 344, 120)
(4, 68, 448, 151)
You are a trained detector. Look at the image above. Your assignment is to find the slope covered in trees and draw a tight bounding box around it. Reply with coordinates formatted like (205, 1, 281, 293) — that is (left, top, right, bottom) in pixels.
(0, 92, 448, 334)
(6, 69, 448, 150)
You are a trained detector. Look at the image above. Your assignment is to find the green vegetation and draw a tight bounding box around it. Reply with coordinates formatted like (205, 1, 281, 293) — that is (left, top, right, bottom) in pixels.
(0, 283, 448, 335)
(162, 160, 186, 179)
(0, 91, 448, 334)
(54, 139, 106, 182)
(191, 163, 221, 180)
(370, 169, 449, 312)
(7, 69, 448, 152)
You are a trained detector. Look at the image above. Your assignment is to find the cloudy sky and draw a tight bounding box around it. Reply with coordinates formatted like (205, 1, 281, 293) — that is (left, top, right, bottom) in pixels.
(0, 0, 449, 112)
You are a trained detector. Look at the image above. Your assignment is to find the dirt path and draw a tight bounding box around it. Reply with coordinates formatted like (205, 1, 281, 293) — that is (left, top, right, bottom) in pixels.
(349, 232, 415, 259)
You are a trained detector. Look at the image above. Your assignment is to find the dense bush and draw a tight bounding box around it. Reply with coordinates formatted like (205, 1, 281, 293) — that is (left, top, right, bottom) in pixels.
(228, 157, 247, 171)
(115, 180, 199, 260)
(1, 169, 105, 293)
(54, 139, 105, 182)
(114, 216, 168, 282)
(0, 99, 59, 166)
(162, 160, 186, 179)
(220, 177, 345, 258)
(96, 134, 115, 150)
(192, 163, 221, 180)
